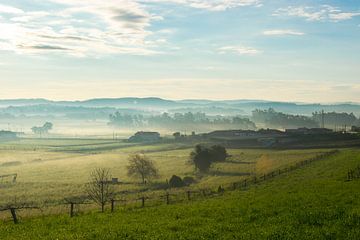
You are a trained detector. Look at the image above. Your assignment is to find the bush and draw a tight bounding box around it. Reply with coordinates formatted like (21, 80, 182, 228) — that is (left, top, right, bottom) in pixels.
(169, 175, 185, 188)
(183, 176, 196, 186)
(210, 145, 228, 162)
(190, 144, 228, 172)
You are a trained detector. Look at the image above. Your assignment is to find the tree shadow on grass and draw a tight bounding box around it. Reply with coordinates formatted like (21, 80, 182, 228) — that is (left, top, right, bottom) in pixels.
(210, 171, 253, 177)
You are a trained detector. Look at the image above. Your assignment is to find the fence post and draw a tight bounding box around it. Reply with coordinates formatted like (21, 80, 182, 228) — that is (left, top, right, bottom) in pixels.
(187, 191, 191, 201)
(70, 202, 74, 218)
(10, 208, 18, 224)
(244, 179, 247, 188)
(141, 197, 145, 208)
(233, 182, 237, 190)
(111, 199, 115, 213)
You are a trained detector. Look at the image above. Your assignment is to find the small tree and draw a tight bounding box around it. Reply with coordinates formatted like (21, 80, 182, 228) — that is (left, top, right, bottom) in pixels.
(210, 145, 228, 162)
(190, 145, 213, 172)
(127, 154, 158, 184)
(86, 168, 114, 212)
(31, 122, 53, 137)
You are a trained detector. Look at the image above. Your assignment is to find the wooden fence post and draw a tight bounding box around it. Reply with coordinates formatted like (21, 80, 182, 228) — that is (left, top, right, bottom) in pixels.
(70, 202, 74, 217)
(243, 179, 247, 188)
(10, 208, 18, 224)
(187, 191, 191, 201)
(111, 199, 115, 213)
(233, 182, 237, 190)
(141, 197, 145, 208)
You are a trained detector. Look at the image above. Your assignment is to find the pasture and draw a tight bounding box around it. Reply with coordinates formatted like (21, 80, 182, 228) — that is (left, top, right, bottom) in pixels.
(0, 148, 359, 239)
(0, 138, 330, 212)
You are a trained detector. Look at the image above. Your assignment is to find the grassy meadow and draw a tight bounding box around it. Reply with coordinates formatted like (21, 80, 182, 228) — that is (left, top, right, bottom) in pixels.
(0, 138, 332, 217)
(0, 147, 359, 239)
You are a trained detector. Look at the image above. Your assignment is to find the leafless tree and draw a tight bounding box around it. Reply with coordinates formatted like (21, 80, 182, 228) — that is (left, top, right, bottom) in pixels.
(127, 154, 159, 184)
(85, 168, 114, 212)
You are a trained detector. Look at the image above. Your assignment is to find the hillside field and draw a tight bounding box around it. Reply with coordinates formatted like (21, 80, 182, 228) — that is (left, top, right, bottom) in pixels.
(0, 147, 359, 239)
(0, 138, 330, 209)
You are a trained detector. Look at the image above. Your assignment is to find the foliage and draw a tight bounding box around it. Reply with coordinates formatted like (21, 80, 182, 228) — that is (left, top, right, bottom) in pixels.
(312, 111, 358, 128)
(209, 145, 228, 162)
(190, 145, 229, 172)
(169, 175, 185, 188)
(190, 145, 214, 173)
(85, 168, 114, 212)
(252, 108, 318, 129)
(109, 111, 256, 130)
(127, 154, 159, 184)
(31, 122, 53, 136)
(183, 176, 196, 186)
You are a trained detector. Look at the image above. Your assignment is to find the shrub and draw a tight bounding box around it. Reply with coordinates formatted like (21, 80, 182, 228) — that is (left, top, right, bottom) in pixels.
(169, 175, 185, 188)
(183, 176, 196, 186)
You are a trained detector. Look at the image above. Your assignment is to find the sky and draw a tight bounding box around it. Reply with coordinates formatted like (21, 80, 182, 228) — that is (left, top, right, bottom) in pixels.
(0, 0, 359, 102)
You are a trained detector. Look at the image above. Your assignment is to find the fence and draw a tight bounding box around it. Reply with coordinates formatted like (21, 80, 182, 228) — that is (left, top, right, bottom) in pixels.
(0, 150, 339, 224)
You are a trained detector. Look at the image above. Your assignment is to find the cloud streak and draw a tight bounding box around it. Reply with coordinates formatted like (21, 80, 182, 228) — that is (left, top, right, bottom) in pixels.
(273, 5, 360, 22)
(218, 45, 262, 56)
(263, 29, 305, 36)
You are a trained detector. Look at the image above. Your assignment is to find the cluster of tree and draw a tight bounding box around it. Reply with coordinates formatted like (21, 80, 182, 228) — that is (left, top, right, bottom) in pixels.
(190, 145, 228, 172)
(86, 146, 229, 212)
(312, 111, 359, 128)
(252, 108, 319, 129)
(168, 175, 196, 188)
(109, 112, 256, 129)
(31, 122, 53, 136)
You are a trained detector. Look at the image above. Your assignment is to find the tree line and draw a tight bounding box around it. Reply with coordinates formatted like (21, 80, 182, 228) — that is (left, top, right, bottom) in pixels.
(252, 108, 360, 129)
(109, 112, 256, 129)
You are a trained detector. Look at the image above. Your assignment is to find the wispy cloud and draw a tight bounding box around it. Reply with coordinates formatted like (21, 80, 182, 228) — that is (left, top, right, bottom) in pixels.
(273, 5, 360, 22)
(218, 45, 262, 56)
(263, 29, 305, 36)
(0, 4, 24, 14)
(0, 1, 164, 56)
(143, 0, 262, 11)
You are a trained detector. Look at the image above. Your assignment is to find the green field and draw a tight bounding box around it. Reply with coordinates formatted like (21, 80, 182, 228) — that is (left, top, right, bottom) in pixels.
(0, 146, 359, 239)
(0, 138, 330, 209)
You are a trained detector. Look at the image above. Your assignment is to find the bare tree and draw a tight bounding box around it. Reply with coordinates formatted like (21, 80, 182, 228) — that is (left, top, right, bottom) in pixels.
(85, 168, 114, 212)
(127, 154, 159, 184)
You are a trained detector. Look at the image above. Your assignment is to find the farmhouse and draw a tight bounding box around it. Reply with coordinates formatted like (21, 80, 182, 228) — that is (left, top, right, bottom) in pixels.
(129, 131, 161, 142)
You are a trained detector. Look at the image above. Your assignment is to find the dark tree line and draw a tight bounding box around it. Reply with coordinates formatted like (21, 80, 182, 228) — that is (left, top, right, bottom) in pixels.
(312, 111, 358, 128)
(252, 108, 360, 129)
(252, 108, 319, 129)
(109, 112, 256, 129)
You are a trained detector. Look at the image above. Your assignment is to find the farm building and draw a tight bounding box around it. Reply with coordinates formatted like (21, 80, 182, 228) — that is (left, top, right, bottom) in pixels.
(351, 126, 360, 133)
(128, 131, 161, 142)
(203, 129, 284, 140)
(285, 128, 333, 135)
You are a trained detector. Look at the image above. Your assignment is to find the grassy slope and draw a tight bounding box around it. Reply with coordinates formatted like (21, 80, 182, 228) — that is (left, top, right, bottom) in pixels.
(1, 149, 360, 239)
(0, 138, 328, 206)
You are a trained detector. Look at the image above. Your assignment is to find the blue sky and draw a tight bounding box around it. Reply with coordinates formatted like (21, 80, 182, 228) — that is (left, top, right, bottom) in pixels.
(0, 0, 359, 102)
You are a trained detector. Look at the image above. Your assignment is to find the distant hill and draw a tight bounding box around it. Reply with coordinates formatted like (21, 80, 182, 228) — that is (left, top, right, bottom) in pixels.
(0, 98, 359, 116)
